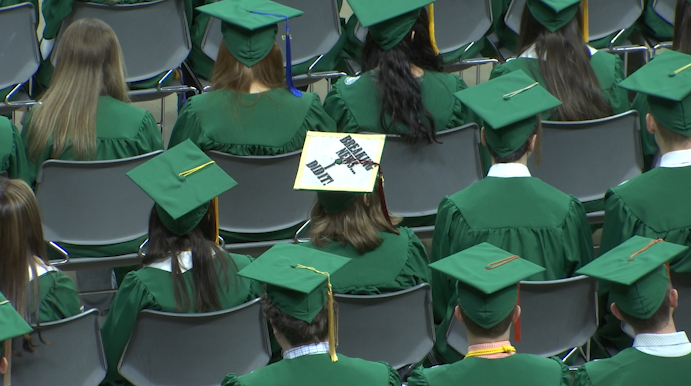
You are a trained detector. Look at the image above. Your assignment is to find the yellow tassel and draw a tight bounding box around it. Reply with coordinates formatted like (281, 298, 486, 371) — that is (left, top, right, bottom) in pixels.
(211, 197, 220, 244)
(582, 0, 589, 43)
(178, 160, 215, 178)
(428, 4, 440, 55)
(464, 345, 516, 358)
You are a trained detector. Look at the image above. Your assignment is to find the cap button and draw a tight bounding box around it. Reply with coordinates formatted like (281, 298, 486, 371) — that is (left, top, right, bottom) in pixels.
(178, 175, 186, 181)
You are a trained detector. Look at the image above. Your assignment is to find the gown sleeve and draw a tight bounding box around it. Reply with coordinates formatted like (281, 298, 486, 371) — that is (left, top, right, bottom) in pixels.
(5, 121, 31, 184)
(446, 75, 483, 130)
(631, 93, 657, 169)
(405, 365, 429, 386)
(382, 361, 402, 386)
(430, 197, 464, 323)
(323, 78, 360, 133)
(220, 373, 244, 386)
(574, 365, 594, 386)
(229, 253, 264, 300)
(168, 100, 204, 149)
(562, 197, 595, 276)
(100, 272, 160, 385)
(41, 0, 76, 40)
(38, 271, 82, 322)
(599, 188, 630, 255)
(604, 55, 630, 115)
(393, 228, 431, 289)
(551, 357, 572, 386)
(135, 111, 164, 153)
(488, 63, 513, 80)
(302, 93, 338, 133)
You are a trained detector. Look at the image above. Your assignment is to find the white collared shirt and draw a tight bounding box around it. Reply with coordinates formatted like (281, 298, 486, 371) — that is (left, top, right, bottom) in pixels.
(146, 251, 194, 273)
(519, 43, 598, 60)
(633, 331, 691, 357)
(486, 163, 532, 178)
(28, 257, 56, 280)
(659, 149, 691, 168)
(283, 342, 330, 359)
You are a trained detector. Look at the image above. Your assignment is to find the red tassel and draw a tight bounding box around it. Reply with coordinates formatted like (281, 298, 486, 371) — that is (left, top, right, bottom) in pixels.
(514, 283, 521, 342)
(377, 173, 399, 235)
(666, 262, 671, 278)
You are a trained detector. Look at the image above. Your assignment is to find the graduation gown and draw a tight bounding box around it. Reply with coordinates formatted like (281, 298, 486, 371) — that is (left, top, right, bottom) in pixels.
(575, 348, 691, 386)
(631, 93, 657, 170)
(100, 252, 262, 386)
(431, 173, 593, 363)
(30, 266, 82, 323)
(299, 227, 430, 295)
(323, 70, 481, 134)
(638, 0, 674, 42)
(0, 116, 30, 183)
(408, 354, 570, 386)
(221, 353, 401, 386)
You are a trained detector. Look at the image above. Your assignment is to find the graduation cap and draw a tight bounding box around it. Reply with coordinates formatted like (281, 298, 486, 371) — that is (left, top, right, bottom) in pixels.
(127, 139, 238, 237)
(577, 236, 688, 319)
(237, 242, 351, 361)
(293, 131, 398, 233)
(526, 0, 582, 32)
(1, 291, 33, 386)
(455, 70, 562, 158)
(197, 0, 304, 97)
(429, 243, 545, 343)
(348, 0, 436, 51)
(618, 50, 691, 137)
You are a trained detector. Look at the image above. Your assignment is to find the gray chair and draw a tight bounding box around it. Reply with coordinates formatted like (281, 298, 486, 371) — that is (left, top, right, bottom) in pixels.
(334, 283, 435, 370)
(527, 110, 643, 223)
(118, 298, 271, 386)
(12, 309, 107, 386)
(201, 0, 345, 87)
(58, 0, 197, 125)
(34, 151, 162, 270)
(670, 271, 691, 333)
(380, 124, 483, 239)
(0, 3, 41, 115)
(447, 275, 598, 360)
(207, 150, 314, 255)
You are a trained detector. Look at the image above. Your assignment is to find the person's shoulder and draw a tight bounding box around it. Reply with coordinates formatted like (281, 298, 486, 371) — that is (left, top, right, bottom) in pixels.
(99, 95, 148, 116)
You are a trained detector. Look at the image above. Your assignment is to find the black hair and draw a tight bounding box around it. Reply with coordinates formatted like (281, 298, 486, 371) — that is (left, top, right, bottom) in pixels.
(673, 0, 691, 54)
(485, 122, 541, 164)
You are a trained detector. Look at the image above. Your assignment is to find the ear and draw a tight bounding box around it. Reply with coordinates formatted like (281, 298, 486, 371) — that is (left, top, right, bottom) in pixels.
(480, 128, 488, 147)
(0, 357, 7, 375)
(645, 113, 657, 135)
(527, 134, 538, 153)
(670, 289, 679, 310)
(511, 305, 521, 323)
(611, 302, 625, 322)
(454, 305, 464, 324)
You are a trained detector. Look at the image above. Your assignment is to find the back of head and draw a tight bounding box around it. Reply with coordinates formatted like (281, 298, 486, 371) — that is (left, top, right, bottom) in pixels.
(262, 295, 331, 347)
(361, 8, 442, 144)
(517, 7, 614, 121)
(27, 18, 129, 162)
(618, 286, 674, 334)
(210, 42, 286, 92)
(674, 0, 691, 54)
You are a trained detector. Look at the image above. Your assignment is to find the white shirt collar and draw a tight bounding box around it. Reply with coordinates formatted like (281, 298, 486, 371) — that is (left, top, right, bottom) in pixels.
(659, 149, 691, 168)
(146, 251, 194, 273)
(283, 342, 330, 359)
(519, 43, 597, 59)
(28, 257, 56, 280)
(487, 163, 532, 178)
(633, 331, 691, 357)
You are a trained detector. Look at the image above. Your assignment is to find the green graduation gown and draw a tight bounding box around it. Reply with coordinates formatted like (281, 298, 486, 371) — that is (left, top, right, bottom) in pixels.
(323, 71, 481, 134)
(100, 252, 262, 386)
(299, 227, 430, 295)
(431, 175, 593, 363)
(631, 93, 658, 170)
(408, 354, 571, 386)
(0, 116, 30, 183)
(637, 0, 674, 42)
(30, 267, 82, 323)
(575, 347, 691, 386)
(221, 353, 401, 386)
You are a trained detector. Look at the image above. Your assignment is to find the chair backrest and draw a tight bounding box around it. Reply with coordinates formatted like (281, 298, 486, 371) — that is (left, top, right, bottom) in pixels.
(201, 0, 341, 67)
(58, 0, 191, 83)
(447, 275, 598, 357)
(35, 151, 161, 246)
(0, 3, 40, 90)
(527, 110, 642, 203)
(334, 284, 435, 369)
(652, 0, 677, 25)
(505, 0, 644, 41)
(670, 271, 691, 333)
(207, 150, 314, 235)
(380, 124, 482, 218)
(119, 298, 271, 386)
(434, 0, 493, 54)
(12, 309, 107, 386)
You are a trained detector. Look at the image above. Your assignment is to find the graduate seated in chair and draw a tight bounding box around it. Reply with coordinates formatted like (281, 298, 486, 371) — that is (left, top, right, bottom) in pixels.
(430, 70, 593, 364)
(575, 236, 691, 386)
(408, 243, 570, 386)
(222, 243, 401, 386)
(598, 51, 691, 349)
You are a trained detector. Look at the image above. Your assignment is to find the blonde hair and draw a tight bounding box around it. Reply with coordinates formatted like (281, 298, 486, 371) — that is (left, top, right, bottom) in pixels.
(210, 42, 286, 92)
(27, 18, 130, 162)
(310, 188, 401, 254)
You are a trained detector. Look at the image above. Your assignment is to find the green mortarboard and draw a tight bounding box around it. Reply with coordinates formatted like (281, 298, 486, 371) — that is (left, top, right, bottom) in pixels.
(429, 243, 545, 330)
(348, 0, 434, 51)
(0, 291, 33, 343)
(576, 236, 688, 319)
(127, 139, 238, 236)
(526, 0, 581, 32)
(618, 50, 691, 137)
(455, 70, 562, 158)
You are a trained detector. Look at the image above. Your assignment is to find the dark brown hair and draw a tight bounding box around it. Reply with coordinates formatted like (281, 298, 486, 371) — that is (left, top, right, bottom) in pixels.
(517, 7, 614, 121)
(262, 295, 332, 347)
(673, 0, 691, 54)
(485, 122, 542, 164)
(460, 307, 515, 339)
(210, 42, 286, 92)
(617, 287, 672, 333)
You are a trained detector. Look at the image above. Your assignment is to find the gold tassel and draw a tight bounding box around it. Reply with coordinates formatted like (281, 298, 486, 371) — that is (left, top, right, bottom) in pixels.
(211, 197, 220, 244)
(293, 265, 338, 362)
(428, 4, 440, 55)
(582, 0, 589, 43)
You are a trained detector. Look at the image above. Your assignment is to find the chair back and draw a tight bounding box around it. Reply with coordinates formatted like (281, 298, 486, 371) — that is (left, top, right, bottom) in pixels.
(12, 309, 107, 386)
(652, 0, 676, 25)
(447, 275, 598, 357)
(0, 3, 40, 90)
(505, 0, 644, 41)
(118, 298, 271, 386)
(207, 150, 314, 235)
(334, 284, 435, 369)
(58, 0, 191, 82)
(35, 151, 161, 246)
(380, 124, 482, 219)
(434, 0, 492, 54)
(671, 271, 691, 333)
(202, 0, 341, 67)
(527, 110, 642, 203)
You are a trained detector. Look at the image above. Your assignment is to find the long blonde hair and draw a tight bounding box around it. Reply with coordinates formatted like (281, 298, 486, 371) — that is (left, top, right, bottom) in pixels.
(210, 42, 286, 92)
(27, 18, 129, 162)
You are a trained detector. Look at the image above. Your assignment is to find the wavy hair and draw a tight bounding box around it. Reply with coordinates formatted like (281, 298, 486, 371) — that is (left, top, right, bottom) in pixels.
(674, 0, 691, 54)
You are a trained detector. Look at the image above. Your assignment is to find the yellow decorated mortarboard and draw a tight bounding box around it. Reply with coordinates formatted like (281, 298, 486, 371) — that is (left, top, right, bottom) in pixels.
(576, 236, 688, 319)
(127, 139, 237, 236)
(237, 242, 351, 361)
(454, 70, 562, 158)
(526, 0, 581, 32)
(618, 50, 691, 137)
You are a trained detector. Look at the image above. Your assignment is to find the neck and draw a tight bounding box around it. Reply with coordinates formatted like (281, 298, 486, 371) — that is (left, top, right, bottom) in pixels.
(248, 81, 271, 94)
(410, 64, 424, 78)
(658, 141, 691, 157)
(466, 330, 512, 346)
(636, 321, 678, 336)
(491, 152, 531, 167)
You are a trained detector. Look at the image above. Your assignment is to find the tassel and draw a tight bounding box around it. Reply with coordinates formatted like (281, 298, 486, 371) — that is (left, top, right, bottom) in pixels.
(582, 0, 589, 43)
(211, 197, 219, 244)
(377, 173, 400, 235)
(514, 283, 521, 342)
(326, 280, 338, 362)
(428, 4, 440, 55)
